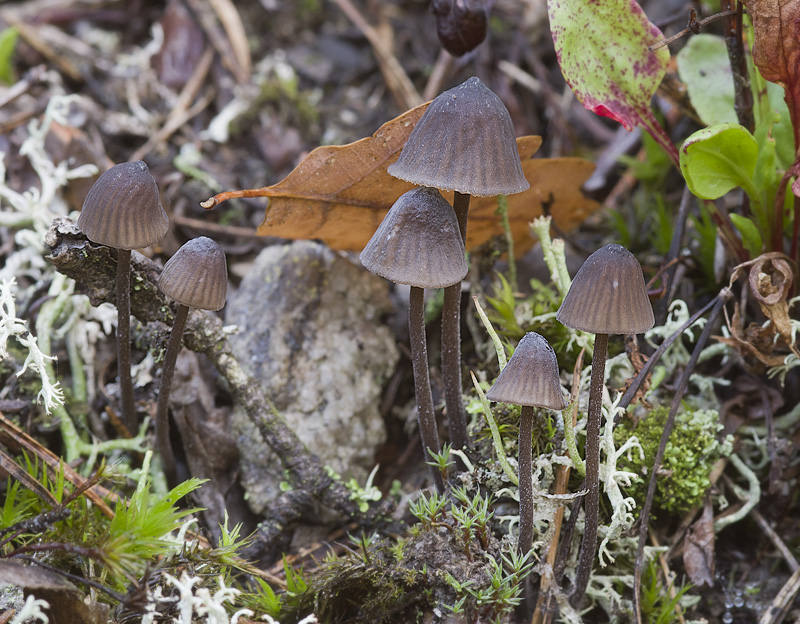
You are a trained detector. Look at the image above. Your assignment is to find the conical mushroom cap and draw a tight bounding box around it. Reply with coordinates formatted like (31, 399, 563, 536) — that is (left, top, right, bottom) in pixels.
(360, 186, 468, 289)
(556, 244, 654, 335)
(159, 236, 228, 311)
(77, 161, 169, 250)
(387, 77, 529, 197)
(486, 332, 567, 410)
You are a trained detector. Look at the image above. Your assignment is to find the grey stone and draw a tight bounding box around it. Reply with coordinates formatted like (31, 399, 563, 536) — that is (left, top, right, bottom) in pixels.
(226, 241, 398, 514)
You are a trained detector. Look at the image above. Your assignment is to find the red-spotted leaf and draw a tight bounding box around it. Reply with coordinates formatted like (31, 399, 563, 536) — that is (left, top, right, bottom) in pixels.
(548, 0, 678, 164)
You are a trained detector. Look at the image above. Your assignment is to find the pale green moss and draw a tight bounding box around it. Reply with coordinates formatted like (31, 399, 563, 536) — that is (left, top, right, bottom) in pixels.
(615, 406, 732, 514)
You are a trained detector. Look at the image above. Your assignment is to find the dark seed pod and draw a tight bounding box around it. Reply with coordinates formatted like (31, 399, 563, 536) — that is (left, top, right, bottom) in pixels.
(431, 0, 489, 57)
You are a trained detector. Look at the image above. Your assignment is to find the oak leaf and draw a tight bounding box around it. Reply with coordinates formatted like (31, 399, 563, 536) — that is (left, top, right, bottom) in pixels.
(202, 104, 599, 255)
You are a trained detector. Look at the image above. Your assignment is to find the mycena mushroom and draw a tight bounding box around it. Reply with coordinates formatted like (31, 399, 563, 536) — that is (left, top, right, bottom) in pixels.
(388, 76, 529, 455)
(156, 236, 227, 481)
(77, 161, 169, 432)
(486, 332, 567, 555)
(361, 186, 467, 492)
(556, 243, 654, 606)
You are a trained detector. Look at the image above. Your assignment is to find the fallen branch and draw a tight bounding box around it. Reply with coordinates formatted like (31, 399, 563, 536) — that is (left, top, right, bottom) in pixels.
(45, 217, 361, 557)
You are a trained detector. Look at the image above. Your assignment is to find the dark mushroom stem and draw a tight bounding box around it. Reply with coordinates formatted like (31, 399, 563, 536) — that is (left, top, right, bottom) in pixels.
(518, 404, 535, 555)
(571, 332, 609, 606)
(154, 304, 189, 483)
(116, 249, 136, 432)
(442, 190, 471, 452)
(410, 286, 444, 492)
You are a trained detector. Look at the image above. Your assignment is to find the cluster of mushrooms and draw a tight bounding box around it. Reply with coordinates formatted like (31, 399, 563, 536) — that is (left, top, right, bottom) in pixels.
(77, 161, 228, 481)
(361, 77, 655, 603)
(76, 77, 654, 605)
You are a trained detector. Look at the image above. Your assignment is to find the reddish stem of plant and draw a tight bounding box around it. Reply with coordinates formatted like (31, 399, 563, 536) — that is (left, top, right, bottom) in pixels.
(154, 303, 188, 483)
(570, 332, 608, 608)
(518, 404, 535, 556)
(409, 286, 443, 492)
(116, 249, 136, 432)
(442, 191, 471, 452)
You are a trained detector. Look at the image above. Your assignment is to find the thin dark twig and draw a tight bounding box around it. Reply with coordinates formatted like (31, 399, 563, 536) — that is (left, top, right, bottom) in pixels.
(10, 554, 129, 602)
(722, 0, 754, 133)
(649, 8, 737, 51)
(654, 186, 694, 324)
(615, 294, 722, 423)
(632, 288, 732, 623)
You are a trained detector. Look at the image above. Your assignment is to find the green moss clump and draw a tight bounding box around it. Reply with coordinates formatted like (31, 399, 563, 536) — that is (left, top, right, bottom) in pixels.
(615, 406, 732, 514)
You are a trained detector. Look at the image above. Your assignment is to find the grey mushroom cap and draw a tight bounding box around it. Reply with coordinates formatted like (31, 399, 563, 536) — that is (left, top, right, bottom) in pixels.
(387, 77, 529, 197)
(486, 332, 567, 410)
(77, 161, 169, 250)
(360, 186, 468, 289)
(159, 236, 228, 311)
(556, 243, 655, 335)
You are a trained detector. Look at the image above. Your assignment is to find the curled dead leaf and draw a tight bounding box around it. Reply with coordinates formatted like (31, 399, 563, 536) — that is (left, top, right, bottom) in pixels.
(728, 253, 800, 359)
(717, 303, 788, 369)
(202, 103, 600, 255)
(683, 499, 715, 588)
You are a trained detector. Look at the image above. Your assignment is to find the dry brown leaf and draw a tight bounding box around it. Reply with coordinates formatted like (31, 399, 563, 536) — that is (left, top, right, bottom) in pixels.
(745, 0, 800, 150)
(202, 104, 599, 255)
(683, 499, 715, 588)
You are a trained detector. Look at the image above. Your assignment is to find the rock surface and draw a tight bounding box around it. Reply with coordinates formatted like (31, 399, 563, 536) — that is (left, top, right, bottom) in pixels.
(226, 241, 398, 514)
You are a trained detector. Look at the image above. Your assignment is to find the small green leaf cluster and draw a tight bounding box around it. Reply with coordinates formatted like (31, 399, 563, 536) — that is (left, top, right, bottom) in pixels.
(638, 559, 693, 624)
(614, 407, 732, 514)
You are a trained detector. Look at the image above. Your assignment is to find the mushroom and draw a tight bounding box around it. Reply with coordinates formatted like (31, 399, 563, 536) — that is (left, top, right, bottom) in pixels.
(388, 76, 529, 454)
(77, 161, 169, 432)
(156, 236, 227, 480)
(361, 186, 468, 491)
(487, 332, 567, 555)
(555, 243, 654, 605)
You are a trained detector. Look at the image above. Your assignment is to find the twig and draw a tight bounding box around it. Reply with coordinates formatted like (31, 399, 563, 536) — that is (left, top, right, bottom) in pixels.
(725, 477, 799, 573)
(759, 567, 800, 624)
(184, 0, 249, 83)
(330, 0, 421, 110)
(654, 185, 693, 325)
(532, 348, 585, 624)
(45, 217, 362, 556)
(614, 293, 723, 423)
(721, 1, 754, 133)
(130, 47, 215, 162)
(632, 288, 732, 623)
(423, 49, 454, 101)
(648, 8, 737, 51)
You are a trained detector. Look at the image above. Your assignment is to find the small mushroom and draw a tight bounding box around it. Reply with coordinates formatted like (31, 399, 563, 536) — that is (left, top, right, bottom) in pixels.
(487, 332, 567, 555)
(77, 161, 169, 432)
(556, 243, 654, 605)
(156, 236, 227, 481)
(361, 186, 467, 491)
(388, 76, 529, 453)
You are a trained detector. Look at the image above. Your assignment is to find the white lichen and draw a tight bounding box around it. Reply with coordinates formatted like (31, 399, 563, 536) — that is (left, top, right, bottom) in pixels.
(9, 595, 50, 624)
(0, 278, 64, 413)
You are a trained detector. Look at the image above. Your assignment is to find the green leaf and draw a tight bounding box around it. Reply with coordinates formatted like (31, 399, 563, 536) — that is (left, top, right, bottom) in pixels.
(0, 27, 18, 85)
(680, 123, 759, 201)
(730, 213, 764, 256)
(548, 0, 674, 160)
(676, 35, 737, 125)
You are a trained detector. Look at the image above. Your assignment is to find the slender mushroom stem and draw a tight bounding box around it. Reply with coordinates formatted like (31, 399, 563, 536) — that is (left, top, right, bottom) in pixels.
(154, 303, 188, 483)
(571, 331, 609, 607)
(442, 191, 471, 451)
(116, 249, 136, 432)
(518, 404, 535, 555)
(409, 286, 444, 492)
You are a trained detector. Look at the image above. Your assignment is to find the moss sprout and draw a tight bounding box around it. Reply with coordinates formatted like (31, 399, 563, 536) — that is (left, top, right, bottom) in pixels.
(615, 406, 732, 514)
